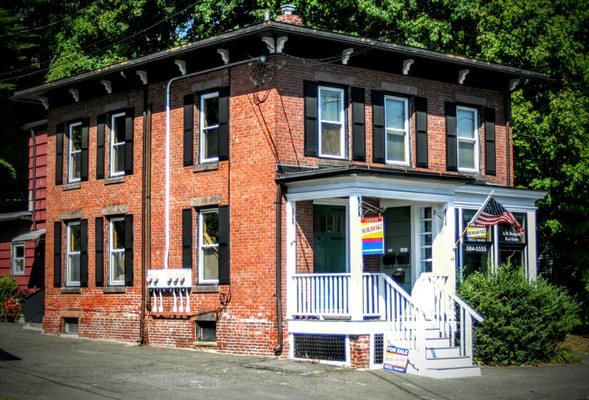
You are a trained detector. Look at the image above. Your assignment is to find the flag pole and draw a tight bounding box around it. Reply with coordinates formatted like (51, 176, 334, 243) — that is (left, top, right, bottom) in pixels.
(453, 190, 494, 249)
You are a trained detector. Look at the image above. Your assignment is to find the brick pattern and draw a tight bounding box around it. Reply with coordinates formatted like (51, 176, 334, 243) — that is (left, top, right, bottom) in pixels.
(350, 335, 371, 368)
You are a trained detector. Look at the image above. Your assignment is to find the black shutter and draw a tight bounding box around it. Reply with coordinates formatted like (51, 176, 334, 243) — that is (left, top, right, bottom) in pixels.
(351, 87, 365, 161)
(124, 108, 134, 175)
(96, 114, 106, 179)
(445, 102, 458, 171)
(124, 214, 134, 286)
(182, 208, 193, 269)
(415, 97, 428, 168)
(484, 107, 496, 176)
(371, 91, 385, 163)
(81, 118, 89, 181)
(53, 221, 62, 287)
(218, 87, 230, 161)
(55, 124, 64, 185)
(183, 95, 195, 166)
(218, 205, 230, 285)
(95, 217, 104, 287)
(80, 219, 88, 287)
(304, 81, 318, 157)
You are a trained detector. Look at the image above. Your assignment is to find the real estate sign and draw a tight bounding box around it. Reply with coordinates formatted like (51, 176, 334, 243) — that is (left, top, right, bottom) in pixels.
(361, 216, 384, 255)
(383, 344, 409, 373)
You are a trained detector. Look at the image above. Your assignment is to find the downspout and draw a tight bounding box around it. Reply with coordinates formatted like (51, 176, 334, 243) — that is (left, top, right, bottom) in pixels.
(140, 85, 151, 344)
(29, 129, 37, 230)
(163, 56, 266, 269)
(274, 183, 284, 355)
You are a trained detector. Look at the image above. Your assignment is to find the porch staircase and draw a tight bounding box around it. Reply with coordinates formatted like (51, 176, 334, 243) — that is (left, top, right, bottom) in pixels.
(371, 273, 484, 378)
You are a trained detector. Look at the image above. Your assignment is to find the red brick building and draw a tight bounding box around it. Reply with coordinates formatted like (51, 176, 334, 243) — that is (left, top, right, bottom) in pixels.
(13, 10, 548, 377)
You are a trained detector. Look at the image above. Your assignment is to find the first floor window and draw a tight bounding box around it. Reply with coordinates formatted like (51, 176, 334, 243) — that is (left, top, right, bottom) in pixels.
(68, 122, 82, 182)
(66, 221, 81, 286)
(109, 217, 126, 285)
(198, 209, 219, 283)
(456, 106, 479, 172)
(200, 92, 219, 163)
(11, 242, 25, 275)
(385, 96, 409, 164)
(110, 112, 126, 177)
(418, 207, 432, 273)
(319, 86, 345, 158)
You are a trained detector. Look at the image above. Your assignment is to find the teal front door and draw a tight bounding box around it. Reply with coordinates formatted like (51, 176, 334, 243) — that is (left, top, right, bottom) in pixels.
(313, 205, 347, 273)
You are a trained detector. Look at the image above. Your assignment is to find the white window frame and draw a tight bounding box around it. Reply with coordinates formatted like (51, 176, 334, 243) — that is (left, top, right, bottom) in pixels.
(108, 217, 125, 286)
(11, 242, 25, 276)
(68, 121, 82, 183)
(109, 112, 126, 177)
(198, 208, 219, 284)
(318, 86, 346, 159)
(384, 95, 410, 165)
(456, 106, 479, 173)
(199, 91, 220, 164)
(418, 207, 433, 274)
(66, 221, 81, 286)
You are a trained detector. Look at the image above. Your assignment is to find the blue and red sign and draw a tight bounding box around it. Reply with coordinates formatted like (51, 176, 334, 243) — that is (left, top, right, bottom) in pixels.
(362, 216, 384, 255)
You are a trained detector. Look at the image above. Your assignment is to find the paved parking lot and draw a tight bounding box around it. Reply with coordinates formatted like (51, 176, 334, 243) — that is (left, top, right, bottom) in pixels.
(0, 322, 588, 400)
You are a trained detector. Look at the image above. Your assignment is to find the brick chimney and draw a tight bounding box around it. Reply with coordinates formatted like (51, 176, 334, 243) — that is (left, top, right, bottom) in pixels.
(276, 4, 303, 25)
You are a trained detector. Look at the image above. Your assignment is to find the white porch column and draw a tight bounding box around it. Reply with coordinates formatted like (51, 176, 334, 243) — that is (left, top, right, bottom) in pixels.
(526, 210, 538, 281)
(348, 194, 364, 320)
(285, 200, 297, 319)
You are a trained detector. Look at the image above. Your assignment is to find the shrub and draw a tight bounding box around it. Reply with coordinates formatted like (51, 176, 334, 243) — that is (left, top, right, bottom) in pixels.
(458, 264, 580, 366)
(0, 275, 18, 315)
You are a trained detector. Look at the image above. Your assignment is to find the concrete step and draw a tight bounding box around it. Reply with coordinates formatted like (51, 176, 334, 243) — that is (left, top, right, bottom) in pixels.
(421, 365, 481, 379)
(426, 346, 462, 358)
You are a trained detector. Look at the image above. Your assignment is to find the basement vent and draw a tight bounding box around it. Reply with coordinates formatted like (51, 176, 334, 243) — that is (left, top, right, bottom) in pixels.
(195, 320, 217, 342)
(293, 334, 346, 362)
(373, 334, 384, 364)
(62, 318, 79, 335)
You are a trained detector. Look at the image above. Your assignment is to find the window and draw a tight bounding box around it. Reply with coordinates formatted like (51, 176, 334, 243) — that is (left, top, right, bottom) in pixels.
(110, 112, 126, 177)
(385, 96, 409, 164)
(199, 92, 219, 163)
(109, 217, 126, 285)
(318, 86, 345, 158)
(11, 242, 25, 275)
(456, 106, 479, 172)
(62, 318, 78, 335)
(66, 221, 81, 286)
(198, 209, 219, 283)
(68, 122, 82, 182)
(418, 208, 432, 273)
(498, 214, 527, 267)
(195, 320, 217, 342)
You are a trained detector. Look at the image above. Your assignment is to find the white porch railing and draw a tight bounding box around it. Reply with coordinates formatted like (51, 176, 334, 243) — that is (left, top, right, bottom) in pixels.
(292, 273, 350, 317)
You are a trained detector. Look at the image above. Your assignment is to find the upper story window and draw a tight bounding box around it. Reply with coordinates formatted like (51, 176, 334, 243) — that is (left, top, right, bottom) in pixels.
(66, 221, 81, 286)
(318, 86, 345, 158)
(109, 217, 126, 285)
(456, 106, 479, 172)
(68, 122, 83, 183)
(110, 112, 126, 177)
(385, 96, 410, 165)
(199, 92, 220, 163)
(11, 242, 25, 275)
(198, 209, 219, 284)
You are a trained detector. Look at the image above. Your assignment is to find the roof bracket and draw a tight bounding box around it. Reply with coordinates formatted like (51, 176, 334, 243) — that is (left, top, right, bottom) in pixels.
(136, 70, 148, 85)
(100, 80, 112, 94)
(276, 36, 288, 54)
(458, 69, 469, 85)
(217, 48, 229, 65)
(174, 60, 187, 76)
(262, 36, 275, 53)
(38, 96, 48, 110)
(509, 79, 520, 91)
(342, 48, 353, 65)
(68, 88, 79, 103)
(402, 59, 414, 75)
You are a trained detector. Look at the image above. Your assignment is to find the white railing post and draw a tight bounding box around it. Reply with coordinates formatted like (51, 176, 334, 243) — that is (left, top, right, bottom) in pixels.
(348, 194, 364, 320)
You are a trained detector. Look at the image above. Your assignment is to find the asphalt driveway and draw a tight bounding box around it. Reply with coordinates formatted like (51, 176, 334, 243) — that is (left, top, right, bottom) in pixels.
(0, 322, 587, 400)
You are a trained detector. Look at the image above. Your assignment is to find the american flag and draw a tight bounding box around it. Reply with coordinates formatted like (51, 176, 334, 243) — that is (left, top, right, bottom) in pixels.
(473, 198, 524, 232)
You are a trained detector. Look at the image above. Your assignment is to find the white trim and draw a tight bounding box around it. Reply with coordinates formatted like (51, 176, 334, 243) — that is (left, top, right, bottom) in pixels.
(66, 221, 81, 286)
(456, 106, 479, 173)
(108, 217, 125, 286)
(384, 95, 410, 166)
(109, 112, 126, 177)
(318, 86, 345, 159)
(11, 242, 25, 276)
(67, 121, 82, 183)
(198, 208, 220, 284)
(199, 91, 220, 164)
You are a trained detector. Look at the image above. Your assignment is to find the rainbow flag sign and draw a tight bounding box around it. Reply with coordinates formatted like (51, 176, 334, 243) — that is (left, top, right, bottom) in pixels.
(361, 216, 384, 255)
